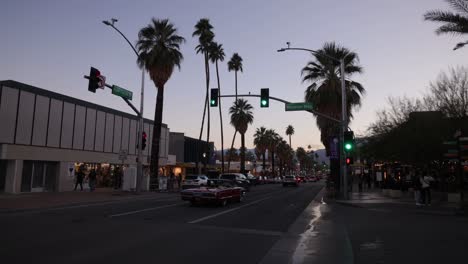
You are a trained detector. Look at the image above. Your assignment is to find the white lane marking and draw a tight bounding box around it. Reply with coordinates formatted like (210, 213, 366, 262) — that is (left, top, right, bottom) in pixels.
(188, 195, 273, 224)
(6, 196, 179, 216)
(109, 202, 184, 218)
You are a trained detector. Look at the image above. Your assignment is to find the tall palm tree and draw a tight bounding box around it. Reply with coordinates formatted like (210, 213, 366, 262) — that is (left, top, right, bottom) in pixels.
(302, 42, 365, 155)
(424, 0, 468, 50)
(227, 53, 243, 99)
(296, 147, 307, 171)
(229, 99, 254, 173)
(277, 140, 293, 175)
(285, 125, 295, 148)
(209, 41, 226, 173)
(193, 18, 214, 171)
(227, 53, 244, 170)
(253, 126, 268, 171)
(265, 129, 280, 176)
(136, 18, 185, 186)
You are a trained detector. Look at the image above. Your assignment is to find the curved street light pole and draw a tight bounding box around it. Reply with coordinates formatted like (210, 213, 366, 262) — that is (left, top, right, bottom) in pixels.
(278, 45, 348, 200)
(103, 19, 145, 193)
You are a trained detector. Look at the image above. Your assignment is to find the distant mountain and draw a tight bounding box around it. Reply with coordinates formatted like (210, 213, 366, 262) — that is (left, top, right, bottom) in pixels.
(313, 149, 329, 165)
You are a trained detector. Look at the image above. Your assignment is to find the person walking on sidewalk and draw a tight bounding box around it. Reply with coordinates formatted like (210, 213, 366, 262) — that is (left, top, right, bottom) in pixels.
(177, 173, 182, 189)
(88, 169, 97, 192)
(74, 167, 85, 191)
(420, 171, 434, 206)
(413, 172, 422, 206)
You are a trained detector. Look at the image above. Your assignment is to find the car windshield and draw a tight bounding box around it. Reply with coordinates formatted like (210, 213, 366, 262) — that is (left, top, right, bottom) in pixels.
(185, 175, 198, 180)
(221, 174, 235, 180)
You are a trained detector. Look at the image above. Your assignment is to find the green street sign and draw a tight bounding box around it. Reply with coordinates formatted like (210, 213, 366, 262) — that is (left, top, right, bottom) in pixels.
(285, 102, 313, 111)
(112, 85, 133, 100)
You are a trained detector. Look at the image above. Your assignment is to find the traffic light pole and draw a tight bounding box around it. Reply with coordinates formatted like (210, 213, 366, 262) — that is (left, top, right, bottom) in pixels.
(340, 59, 348, 200)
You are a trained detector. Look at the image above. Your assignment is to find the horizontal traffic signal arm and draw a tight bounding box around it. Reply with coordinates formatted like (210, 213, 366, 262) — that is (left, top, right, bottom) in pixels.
(218, 93, 342, 124)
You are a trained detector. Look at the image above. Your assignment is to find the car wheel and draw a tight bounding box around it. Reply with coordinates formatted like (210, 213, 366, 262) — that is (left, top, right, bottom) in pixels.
(220, 199, 228, 207)
(237, 192, 245, 203)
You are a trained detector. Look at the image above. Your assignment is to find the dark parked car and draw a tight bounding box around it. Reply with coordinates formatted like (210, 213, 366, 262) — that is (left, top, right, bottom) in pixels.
(243, 173, 259, 185)
(283, 175, 299, 187)
(219, 173, 250, 191)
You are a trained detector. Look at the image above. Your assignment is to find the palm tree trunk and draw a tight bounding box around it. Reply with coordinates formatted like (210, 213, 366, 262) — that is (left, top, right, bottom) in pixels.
(196, 87, 208, 173)
(216, 60, 225, 173)
(289, 135, 292, 148)
(227, 130, 237, 172)
(150, 84, 165, 189)
(271, 150, 275, 176)
(262, 151, 266, 172)
(205, 53, 210, 172)
(235, 70, 238, 100)
(240, 132, 246, 173)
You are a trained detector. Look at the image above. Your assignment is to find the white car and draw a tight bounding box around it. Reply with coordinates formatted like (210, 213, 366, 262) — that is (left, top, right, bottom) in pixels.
(182, 175, 209, 189)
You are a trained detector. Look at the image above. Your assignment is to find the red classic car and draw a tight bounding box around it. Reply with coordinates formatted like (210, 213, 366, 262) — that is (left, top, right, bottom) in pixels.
(181, 179, 246, 207)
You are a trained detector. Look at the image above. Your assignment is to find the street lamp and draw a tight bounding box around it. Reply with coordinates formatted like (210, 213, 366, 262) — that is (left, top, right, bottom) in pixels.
(103, 18, 145, 193)
(278, 43, 349, 199)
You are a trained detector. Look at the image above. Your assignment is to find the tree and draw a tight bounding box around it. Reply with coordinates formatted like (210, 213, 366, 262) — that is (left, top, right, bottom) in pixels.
(227, 53, 244, 170)
(227, 53, 243, 99)
(136, 18, 185, 187)
(253, 126, 268, 171)
(209, 41, 226, 172)
(285, 125, 295, 148)
(425, 66, 468, 118)
(229, 99, 254, 173)
(302, 42, 365, 155)
(424, 0, 468, 50)
(245, 150, 256, 162)
(193, 18, 214, 172)
(265, 129, 280, 176)
(277, 140, 293, 175)
(296, 147, 307, 171)
(226, 147, 239, 161)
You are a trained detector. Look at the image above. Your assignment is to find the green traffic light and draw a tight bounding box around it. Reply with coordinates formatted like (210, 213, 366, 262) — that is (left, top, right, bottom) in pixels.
(210, 99, 216, 106)
(261, 100, 267, 106)
(344, 143, 352, 150)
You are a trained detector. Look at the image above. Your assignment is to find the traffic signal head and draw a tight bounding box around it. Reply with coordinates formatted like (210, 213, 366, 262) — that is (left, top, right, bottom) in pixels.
(88, 67, 101, 93)
(344, 130, 354, 152)
(142, 132, 147, 150)
(260, 88, 269, 108)
(346, 157, 354, 165)
(210, 88, 219, 107)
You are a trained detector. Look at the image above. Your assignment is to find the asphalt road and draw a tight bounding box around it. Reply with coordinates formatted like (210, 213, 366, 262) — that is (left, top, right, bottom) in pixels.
(0, 182, 323, 264)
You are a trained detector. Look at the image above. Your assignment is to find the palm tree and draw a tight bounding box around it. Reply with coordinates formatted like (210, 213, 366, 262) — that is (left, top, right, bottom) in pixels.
(136, 18, 185, 186)
(302, 42, 365, 155)
(193, 18, 214, 172)
(229, 99, 254, 173)
(307, 144, 312, 151)
(227, 53, 243, 99)
(277, 140, 293, 175)
(253, 126, 268, 171)
(424, 0, 468, 50)
(227, 53, 244, 170)
(285, 125, 295, 148)
(208, 41, 226, 173)
(296, 147, 307, 171)
(265, 129, 280, 176)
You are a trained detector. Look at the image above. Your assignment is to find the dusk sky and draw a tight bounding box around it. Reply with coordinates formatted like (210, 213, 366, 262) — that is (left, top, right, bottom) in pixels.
(1, 0, 467, 151)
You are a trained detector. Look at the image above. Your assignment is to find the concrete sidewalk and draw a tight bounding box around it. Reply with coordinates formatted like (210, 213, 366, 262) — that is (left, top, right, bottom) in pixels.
(336, 187, 467, 216)
(0, 188, 178, 212)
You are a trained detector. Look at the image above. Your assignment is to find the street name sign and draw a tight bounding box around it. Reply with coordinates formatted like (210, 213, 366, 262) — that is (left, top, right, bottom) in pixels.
(285, 102, 313, 111)
(112, 85, 133, 100)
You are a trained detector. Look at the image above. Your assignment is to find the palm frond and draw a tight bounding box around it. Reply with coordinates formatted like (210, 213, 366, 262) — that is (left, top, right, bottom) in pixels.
(446, 0, 468, 14)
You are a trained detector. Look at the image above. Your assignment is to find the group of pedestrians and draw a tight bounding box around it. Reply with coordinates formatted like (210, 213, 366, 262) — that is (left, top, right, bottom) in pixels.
(413, 170, 435, 206)
(73, 167, 97, 192)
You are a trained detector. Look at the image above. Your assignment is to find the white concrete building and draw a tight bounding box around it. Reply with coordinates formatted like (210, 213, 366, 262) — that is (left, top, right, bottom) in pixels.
(0, 80, 170, 193)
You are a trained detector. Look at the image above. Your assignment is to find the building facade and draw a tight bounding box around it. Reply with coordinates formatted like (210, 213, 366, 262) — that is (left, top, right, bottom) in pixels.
(0, 80, 170, 193)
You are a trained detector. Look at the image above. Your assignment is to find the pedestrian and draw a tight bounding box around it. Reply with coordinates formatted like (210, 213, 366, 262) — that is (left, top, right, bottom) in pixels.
(74, 167, 84, 191)
(413, 172, 422, 206)
(177, 173, 182, 189)
(420, 170, 434, 206)
(169, 172, 175, 191)
(89, 169, 97, 192)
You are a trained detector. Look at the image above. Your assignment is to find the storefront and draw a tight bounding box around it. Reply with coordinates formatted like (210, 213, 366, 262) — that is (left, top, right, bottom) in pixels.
(0, 80, 170, 193)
